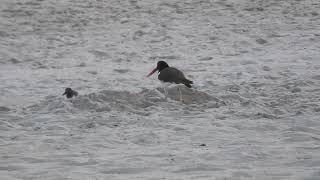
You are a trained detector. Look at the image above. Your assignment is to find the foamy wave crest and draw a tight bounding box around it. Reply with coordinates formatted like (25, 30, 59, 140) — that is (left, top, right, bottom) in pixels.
(26, 87, 223, 114)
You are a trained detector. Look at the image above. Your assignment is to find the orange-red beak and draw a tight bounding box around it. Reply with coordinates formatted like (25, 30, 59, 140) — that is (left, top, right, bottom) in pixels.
(147, 68, 157, 77)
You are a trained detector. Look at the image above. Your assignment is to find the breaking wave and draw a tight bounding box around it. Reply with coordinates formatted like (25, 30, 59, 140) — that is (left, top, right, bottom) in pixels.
(26, 87, 225, 115)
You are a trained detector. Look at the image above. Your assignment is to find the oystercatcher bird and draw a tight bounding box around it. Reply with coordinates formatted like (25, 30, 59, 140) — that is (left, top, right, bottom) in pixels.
(147, 61, 193, 101)
(62, 88, 78, 98)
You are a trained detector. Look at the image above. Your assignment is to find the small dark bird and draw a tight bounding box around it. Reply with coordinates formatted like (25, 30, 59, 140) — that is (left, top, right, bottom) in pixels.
(147, 61, 193, 101)
(62, 88, 78, 98)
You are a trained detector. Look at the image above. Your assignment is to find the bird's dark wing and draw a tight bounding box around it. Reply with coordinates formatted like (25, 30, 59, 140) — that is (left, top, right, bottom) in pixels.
(158, 67, 186, 84)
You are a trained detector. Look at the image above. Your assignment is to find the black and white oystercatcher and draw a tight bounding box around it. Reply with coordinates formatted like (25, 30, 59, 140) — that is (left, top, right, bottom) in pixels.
(63, 88, 78, 98)
(147, 61, 193, 101)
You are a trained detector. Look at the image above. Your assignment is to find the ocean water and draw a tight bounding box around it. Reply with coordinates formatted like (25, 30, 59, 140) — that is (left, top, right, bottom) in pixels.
(0, 0, 320, 179)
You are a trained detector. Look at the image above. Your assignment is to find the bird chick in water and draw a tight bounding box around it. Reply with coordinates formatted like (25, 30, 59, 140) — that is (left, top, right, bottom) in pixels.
(63, 88, 78, 98)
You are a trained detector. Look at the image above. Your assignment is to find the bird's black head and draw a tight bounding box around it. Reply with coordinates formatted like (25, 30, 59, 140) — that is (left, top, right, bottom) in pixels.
(63, 88, 73, 97)
(156, 61, 169, 72)
(64, 88, 72, 94)
(63, 88, 78, 98)
(147, 61, 170, 77)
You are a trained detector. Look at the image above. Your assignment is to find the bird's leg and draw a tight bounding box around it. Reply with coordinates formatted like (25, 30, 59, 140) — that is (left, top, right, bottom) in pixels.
(161, 82, 171, 100)
(164, 86, 168, 100)
(178, 86, 183, 102)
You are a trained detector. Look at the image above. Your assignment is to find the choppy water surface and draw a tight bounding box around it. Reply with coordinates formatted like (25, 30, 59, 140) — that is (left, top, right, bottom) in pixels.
(1, 0, 320, 179)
